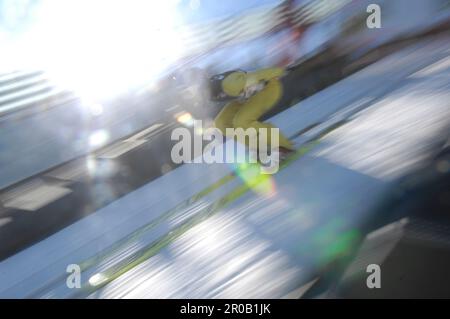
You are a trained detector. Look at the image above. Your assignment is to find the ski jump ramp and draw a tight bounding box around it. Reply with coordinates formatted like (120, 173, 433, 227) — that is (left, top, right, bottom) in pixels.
(1, 35, 450, 298)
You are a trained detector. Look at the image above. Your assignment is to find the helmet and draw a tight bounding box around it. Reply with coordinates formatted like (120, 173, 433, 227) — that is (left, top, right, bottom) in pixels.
(209, 70, 247, 101)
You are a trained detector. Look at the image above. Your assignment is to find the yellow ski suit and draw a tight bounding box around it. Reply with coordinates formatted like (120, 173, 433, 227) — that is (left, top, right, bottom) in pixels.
(214, 67, 294, 150)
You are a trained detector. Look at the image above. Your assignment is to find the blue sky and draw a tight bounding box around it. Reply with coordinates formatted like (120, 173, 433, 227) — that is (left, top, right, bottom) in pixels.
(176, 0, 282, 24)
(0, 0, 283, 31)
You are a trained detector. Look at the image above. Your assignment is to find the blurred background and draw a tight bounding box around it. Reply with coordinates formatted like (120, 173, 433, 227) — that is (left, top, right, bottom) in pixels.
(0, 0, 450, 298)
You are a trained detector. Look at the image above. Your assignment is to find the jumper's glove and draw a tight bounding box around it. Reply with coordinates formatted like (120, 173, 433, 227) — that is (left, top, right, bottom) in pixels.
(242, 82, 266, 99)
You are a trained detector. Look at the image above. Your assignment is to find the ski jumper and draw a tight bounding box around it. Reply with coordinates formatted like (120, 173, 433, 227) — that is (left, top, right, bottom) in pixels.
(214, 67, 294, 151)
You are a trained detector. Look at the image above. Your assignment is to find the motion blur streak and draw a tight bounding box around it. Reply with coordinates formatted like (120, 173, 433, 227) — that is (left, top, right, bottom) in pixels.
(0, 0, 450, 299)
